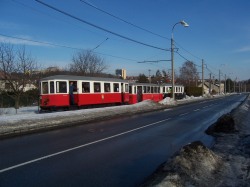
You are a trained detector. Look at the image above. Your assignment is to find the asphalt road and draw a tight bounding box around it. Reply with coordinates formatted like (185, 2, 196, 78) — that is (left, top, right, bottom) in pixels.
(0, 94, 247, 187)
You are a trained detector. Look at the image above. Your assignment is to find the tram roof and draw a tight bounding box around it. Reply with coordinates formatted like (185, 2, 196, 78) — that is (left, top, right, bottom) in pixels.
(40, 75, 128, 83)
(129, 83, 184, 86)
(129, 83, 160, 86)
(160, 83, 184, 87)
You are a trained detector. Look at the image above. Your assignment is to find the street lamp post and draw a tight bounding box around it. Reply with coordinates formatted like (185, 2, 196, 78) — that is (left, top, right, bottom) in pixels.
(171, 20, 189, 100)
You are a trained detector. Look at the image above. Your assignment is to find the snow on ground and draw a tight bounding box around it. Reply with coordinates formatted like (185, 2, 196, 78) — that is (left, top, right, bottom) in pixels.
(0, 99, 167, 136)
(142, 95, 250, 187)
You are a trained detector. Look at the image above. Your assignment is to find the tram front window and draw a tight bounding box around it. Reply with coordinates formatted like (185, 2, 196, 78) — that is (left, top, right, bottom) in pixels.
(42, 82, 48, 94)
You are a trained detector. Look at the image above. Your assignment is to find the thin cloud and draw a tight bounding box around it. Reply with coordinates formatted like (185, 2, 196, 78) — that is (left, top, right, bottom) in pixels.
(235, 46, 250, 53)
(0, 22, 20, 30)
(0, 35, 51, 47)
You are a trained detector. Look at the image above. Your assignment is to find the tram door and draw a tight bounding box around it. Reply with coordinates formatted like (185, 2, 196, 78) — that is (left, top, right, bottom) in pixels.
(69, 80, 78, 105)
(137, 86, 143, 102)
(121, 83, 125, 103)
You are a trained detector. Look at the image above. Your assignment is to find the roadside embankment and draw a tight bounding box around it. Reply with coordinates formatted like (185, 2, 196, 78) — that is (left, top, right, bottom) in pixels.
(141, 95, 250, 187)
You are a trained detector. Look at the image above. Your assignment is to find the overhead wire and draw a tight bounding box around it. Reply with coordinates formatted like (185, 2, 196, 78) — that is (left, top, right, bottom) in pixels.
(14, 0, 211, 76)
(137, 60, 171, 63)
(80, 0, 207, 67)
(0, 33, 82, 50)
(174, 40, 203, 61)
(35, 0, 169, 52)
(0, 33, 138, 62)
(11, 0, 168, 65)
(12, 0, 112, 45)
(175, 51, 202, 67)
(91, 37, 109, 51)
(80, 0, 170, 40)
(16, 0, 204, 74)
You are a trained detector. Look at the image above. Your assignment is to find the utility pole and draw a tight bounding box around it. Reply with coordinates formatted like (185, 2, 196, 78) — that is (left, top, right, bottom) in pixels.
(224, 74, 227, 94)
(202, 59, 204, 97)
(219, 70, 221, 95)
(148, 69, 151, 83)
(234, 78, 236, 93)
(209, 73, 211, 94)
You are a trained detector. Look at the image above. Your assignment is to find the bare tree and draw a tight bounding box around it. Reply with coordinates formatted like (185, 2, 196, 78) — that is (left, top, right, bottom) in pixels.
(0, 43, 38, 109)
(179, 61, 199, 86)
(162, 70, 171, 83)
(69, 50, 107, 76)
(137, 74, 149, 83)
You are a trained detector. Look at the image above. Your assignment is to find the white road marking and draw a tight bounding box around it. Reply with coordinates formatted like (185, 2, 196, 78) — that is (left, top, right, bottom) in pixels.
(179, 112, 189, 116)
(0, 118, 171, 173)
(194, 109, 200, 111)
(164, 109, 172, 111)
(203, 106, 209, 108)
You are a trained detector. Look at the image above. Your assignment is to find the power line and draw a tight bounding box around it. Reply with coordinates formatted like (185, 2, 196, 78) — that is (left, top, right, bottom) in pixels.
(174, 41, 203, 61)
(0, 33, 82, 50)
(16, 0, 203, 70)
(12, 0, 112, 43)
(91, 37, 109, 51)
(80, 0, 170, 40)
(137, 60, 170, 63)
(205, 67, 217, 77)
(0, 33, 138, 62)
(82, 0, 204, 64)
(175, 51, 191, 62)
(81, 0, 204, 63)
(176, 51, 202, 68)
(35, 0, 169, 51)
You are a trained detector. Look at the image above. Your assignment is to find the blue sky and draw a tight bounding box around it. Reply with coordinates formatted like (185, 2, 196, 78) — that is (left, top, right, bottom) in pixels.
(1, 0, 250, 81)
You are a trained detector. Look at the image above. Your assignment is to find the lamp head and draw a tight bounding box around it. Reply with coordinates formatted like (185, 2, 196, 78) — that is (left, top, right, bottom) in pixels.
(180, 20, 189, 27)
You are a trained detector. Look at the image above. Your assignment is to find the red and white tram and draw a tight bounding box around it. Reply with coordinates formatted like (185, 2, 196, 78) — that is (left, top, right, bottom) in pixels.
(39, 75, 185, 110)
(40, 75, 129, 110)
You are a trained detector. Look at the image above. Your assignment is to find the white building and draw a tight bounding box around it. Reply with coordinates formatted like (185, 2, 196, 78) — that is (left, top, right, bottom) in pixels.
(198, 81, 224, 94)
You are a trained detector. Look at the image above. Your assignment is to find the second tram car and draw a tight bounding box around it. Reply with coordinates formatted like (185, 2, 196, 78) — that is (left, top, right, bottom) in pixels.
(129, 83, 163, 104)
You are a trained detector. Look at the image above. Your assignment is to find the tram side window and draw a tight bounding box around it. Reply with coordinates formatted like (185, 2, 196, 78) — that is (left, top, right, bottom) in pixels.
(82, 82, 90, 93)
(147, 86, 150, 93)
(50, 82, 54, 93)
(42, 82, 48, 94)
(163, 87, 165, 93)
(56, 81, 67, 93)
(125, 84, 129, 92)
(113, 83, 119, 92)
(104, 83, 110, 92)
(129, 86, 132, 94)
(151, 87, 154, 93)
(154, 87, 157, 93)
(94, 82, 101, 92)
